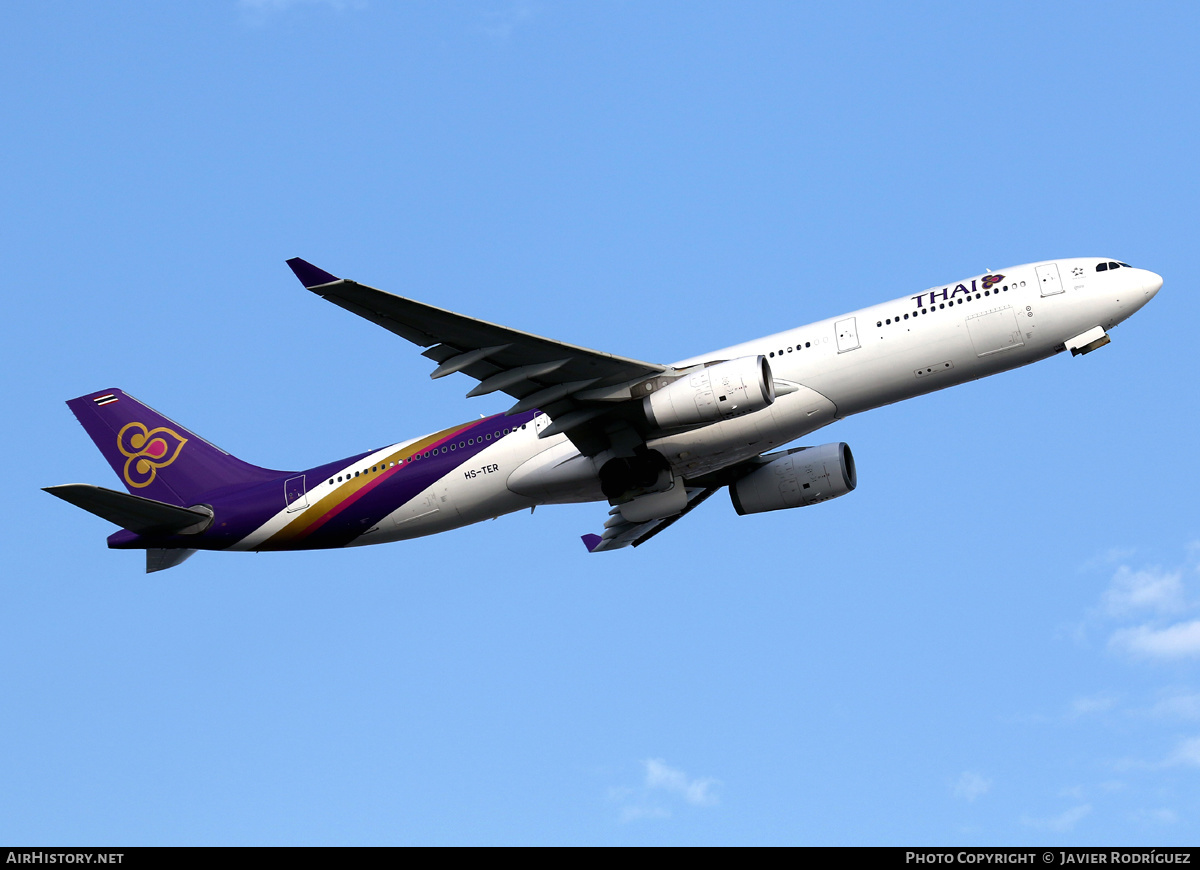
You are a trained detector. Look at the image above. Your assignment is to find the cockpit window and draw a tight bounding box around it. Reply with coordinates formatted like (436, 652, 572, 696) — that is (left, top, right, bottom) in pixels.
(1096, 262, 1108, 271)
(1108, 262, 1121, 269)
(1119, 262, 1132, 267)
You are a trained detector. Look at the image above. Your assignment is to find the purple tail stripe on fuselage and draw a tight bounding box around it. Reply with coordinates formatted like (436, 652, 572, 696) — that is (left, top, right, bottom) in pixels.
(74, 386, 542, 552)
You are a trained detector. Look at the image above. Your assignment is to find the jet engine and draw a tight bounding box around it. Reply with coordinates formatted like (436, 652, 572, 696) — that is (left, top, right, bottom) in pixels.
(730, 442, 856, 515)
(643, 356, 775, 430)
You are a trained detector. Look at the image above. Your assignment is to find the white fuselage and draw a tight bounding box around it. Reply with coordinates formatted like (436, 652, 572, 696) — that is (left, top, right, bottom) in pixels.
(239, 258, 1160, 548)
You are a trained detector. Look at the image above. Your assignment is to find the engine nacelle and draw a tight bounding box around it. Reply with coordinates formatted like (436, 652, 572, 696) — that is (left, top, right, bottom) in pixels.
(730, 442, 856, 516)
(643, 356, 775, 430)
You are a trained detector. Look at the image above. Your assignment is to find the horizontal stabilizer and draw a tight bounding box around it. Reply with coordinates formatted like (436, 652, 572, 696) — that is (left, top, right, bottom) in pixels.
(43, 484, 213, 535)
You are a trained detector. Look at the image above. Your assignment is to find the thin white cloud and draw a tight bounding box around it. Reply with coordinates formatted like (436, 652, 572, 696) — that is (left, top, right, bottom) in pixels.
(610, 758, 720, 822)
(1022, 804, 1092, 833)
(951, 771, 992, 802)
(1088, 548, 1200, 661)
(1081, 547, 1137, 573)
(1149, 691, 1200, 720)
(482, 1, 537, 41)
(1110, 620, 1200, 660)
(239, 0, 365, 22)
(240, 0, 364, 9)
(1164, 736, 1200, 768)
(619, 805, 671, 823)
(1059, 781, 1123, 800)
(1103, 565, 1186, 616)
(1070, 693, 1119, 717)
(644, 758, 720, 806)
(1053, 546, 1200, 808)
(1131, 807, 1178, 826)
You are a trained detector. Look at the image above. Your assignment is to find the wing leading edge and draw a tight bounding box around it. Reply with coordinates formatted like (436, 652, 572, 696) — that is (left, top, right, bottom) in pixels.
(286, 258, 666, 453)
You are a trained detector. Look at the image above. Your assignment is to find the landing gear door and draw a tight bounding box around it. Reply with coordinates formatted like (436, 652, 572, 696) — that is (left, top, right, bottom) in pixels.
(835, 317, 860, 353)
(1036, 263, 1064, 297)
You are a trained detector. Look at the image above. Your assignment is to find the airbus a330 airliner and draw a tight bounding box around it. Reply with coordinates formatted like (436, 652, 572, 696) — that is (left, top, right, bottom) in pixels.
(46, 257, 1161, 572)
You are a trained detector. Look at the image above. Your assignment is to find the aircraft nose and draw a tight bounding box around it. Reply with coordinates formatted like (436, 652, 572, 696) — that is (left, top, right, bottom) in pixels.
(1143, 270, 1163, 299)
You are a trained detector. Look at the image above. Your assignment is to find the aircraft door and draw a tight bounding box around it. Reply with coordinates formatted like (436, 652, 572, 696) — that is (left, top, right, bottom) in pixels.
(284, 475, 309, 512)
(1036, 263, 1064, 297)
(835, 317, 861, 353)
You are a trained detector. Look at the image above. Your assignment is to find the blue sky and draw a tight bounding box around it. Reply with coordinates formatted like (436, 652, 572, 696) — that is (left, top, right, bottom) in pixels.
(4, 0, 1199, 845)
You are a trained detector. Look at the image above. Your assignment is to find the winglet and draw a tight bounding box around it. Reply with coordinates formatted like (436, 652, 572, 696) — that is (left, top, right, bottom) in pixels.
(286, 257, 340, 288)
(581, 533, 603, 553)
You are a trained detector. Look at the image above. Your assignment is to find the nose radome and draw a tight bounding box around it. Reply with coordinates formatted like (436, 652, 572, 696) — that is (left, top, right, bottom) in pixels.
(1143, 270, 1163, 298)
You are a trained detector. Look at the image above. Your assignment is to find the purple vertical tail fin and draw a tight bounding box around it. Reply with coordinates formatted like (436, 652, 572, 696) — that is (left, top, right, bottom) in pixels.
(65, 389, 285, 506)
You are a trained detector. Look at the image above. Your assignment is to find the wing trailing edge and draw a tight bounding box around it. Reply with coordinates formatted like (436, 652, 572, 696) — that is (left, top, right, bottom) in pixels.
(582, 486, 719, 552)
(285, 257, 667, 455)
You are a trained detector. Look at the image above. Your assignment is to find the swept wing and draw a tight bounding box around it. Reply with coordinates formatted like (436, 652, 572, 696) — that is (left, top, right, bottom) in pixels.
(288, 258, 666, 454)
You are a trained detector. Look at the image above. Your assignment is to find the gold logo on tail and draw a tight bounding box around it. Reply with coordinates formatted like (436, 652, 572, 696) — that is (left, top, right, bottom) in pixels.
(117, 422, 188, 488)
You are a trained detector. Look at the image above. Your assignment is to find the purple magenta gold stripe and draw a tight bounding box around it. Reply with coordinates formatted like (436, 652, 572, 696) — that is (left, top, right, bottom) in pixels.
(260, 418, 487, 546)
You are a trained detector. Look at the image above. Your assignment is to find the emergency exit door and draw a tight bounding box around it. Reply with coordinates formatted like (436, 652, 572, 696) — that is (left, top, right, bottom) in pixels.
(835, 317, 860, 353)
(1036, 263, 1064, 296)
